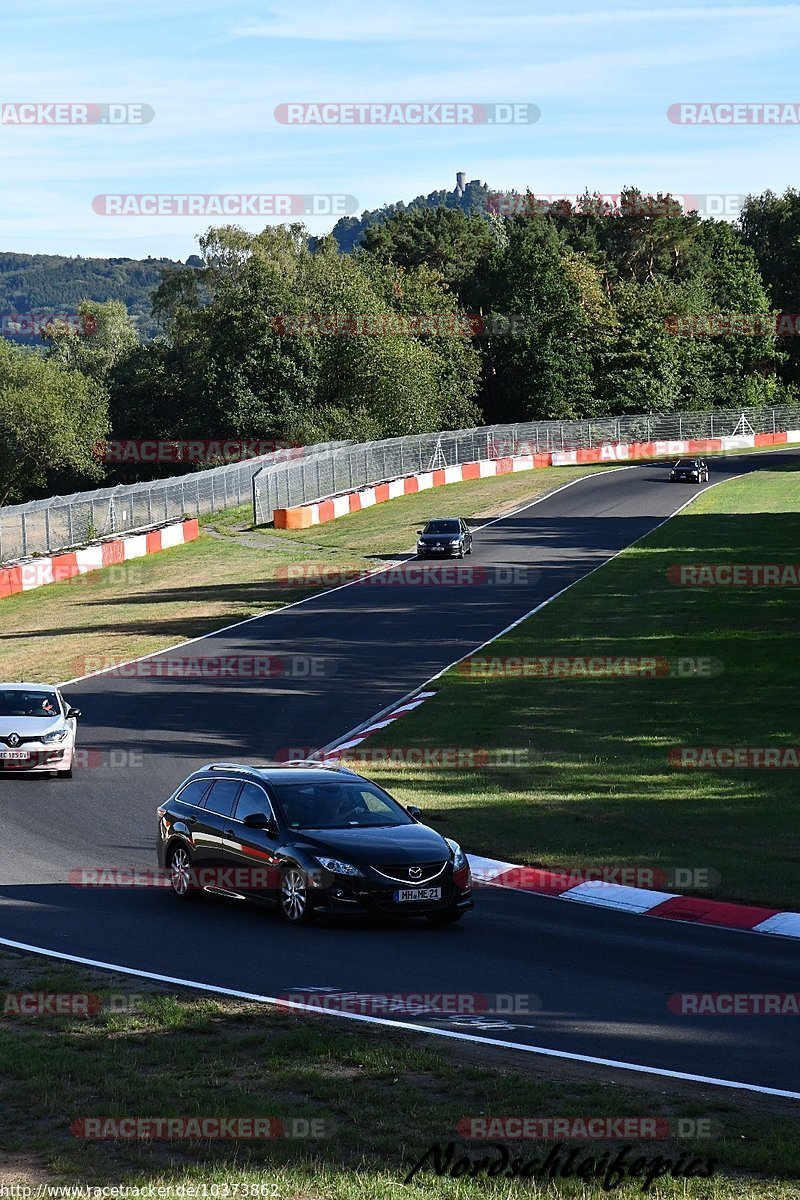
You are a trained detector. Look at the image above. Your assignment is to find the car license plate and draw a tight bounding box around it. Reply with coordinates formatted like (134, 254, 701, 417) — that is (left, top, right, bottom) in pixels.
(0, 751, 29, 760)
(394, 887, 442, 903)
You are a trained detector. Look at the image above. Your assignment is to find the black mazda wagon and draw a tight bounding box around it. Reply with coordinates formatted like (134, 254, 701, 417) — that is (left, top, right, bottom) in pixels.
(156, 762, 473, 925)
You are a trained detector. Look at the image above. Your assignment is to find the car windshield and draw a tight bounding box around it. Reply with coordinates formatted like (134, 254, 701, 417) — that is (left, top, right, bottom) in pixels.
(0, 690, 60, 718)
(424, 520, 460, 534)
(674, 460, 696, 468)
(272, 781, 414, 830)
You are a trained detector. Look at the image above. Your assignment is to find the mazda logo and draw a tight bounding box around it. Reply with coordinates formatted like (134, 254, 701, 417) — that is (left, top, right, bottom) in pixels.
(408, 866, 422, 880)
(8, 733, 20, 748)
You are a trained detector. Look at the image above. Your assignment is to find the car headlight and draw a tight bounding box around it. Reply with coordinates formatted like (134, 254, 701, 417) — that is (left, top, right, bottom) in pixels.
(315, 857, 364, 877)
(445, 838, 468, 871)
(41, 729, 68, 745)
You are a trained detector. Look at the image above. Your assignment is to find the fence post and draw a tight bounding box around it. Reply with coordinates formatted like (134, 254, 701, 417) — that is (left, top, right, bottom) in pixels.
(710, 414, 714, 437)
(21, 511, 27, 557)
(44, 506, 51, 553)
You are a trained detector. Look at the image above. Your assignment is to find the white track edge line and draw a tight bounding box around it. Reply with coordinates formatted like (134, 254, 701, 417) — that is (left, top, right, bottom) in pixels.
(1, 936, 798, 1100)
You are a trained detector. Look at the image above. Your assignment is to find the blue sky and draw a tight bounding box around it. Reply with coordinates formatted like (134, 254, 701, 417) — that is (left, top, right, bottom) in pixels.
(2, 0, 799, 259)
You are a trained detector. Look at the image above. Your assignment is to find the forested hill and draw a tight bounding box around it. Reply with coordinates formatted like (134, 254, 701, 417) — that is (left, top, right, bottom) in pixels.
(0, 251, 200, 340)
(330, 177, 491, 251)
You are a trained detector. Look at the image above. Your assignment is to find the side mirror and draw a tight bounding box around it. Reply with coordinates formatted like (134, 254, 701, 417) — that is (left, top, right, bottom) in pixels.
(243, 811, 276, 832)
(407, 805, 423, 819)
(67, 707, 81, 719)
(416, 530, 423, 535)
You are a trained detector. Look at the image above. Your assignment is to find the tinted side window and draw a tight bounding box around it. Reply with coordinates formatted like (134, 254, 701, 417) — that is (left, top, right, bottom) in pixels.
(203, 779, 242, 817)
(235, 782, 274, 822)
(176, 778, 212, 808)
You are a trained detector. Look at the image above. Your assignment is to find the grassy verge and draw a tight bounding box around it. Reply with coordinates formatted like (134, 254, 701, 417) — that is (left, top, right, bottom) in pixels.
(0, 464, 610, 684)
(0, 948, 797, 1196)
(352, 460, 800, 911)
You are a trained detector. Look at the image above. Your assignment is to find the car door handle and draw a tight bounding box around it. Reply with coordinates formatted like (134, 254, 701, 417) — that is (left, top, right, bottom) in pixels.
(224, 828, 235, 837)
(185, 815, 197, 825)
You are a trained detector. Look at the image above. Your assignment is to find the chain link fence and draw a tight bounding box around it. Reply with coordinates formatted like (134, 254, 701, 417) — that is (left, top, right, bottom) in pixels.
(252, 402, 800, 525)
(4, 402, 799, 562)
(0, 441, 347, 563)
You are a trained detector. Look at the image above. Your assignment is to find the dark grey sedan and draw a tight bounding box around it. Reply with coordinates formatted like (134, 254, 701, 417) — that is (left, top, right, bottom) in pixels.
(416, 518, 473, 558)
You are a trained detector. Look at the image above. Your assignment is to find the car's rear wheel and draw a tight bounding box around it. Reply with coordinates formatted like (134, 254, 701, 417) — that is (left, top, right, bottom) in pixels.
(168, 844, 197, 900)
(279, 865, 316, 924)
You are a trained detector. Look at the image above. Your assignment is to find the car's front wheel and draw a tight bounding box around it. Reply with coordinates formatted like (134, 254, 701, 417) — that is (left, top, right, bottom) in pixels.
(58, 767, 73, 779)
(279, 865, 316, 924)
(168, 844, 198, 900)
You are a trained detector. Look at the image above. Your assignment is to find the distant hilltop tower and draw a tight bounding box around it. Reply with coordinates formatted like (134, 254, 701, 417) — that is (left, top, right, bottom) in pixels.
(454, 171, 467, 197)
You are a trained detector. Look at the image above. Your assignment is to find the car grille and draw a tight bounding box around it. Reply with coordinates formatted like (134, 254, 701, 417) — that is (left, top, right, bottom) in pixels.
(370, 861, 448, 885)
(0, 733, 50, 747)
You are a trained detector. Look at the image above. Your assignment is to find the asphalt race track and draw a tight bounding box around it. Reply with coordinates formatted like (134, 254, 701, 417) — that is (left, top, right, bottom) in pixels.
(2, 451, 800, 1095)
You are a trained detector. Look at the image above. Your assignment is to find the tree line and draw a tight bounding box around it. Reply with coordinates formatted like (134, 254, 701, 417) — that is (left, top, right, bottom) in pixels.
(1, 185, 799, 506)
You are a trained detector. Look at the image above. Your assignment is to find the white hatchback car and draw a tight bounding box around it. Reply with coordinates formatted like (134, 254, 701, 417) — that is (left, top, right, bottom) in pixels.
(0, 683, 81, 778)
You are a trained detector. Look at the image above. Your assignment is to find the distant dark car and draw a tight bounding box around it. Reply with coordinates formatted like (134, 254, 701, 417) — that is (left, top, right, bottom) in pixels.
(416, 517, 473, 558)
(670, 458, 709, 483)
(156, 763, 473, 926)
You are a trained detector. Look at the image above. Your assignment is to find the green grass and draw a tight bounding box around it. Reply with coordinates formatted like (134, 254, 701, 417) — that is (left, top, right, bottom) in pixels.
(0, 463, 610, 684)
(0, 949, 798, 1196)
(352, 460, 800, 911)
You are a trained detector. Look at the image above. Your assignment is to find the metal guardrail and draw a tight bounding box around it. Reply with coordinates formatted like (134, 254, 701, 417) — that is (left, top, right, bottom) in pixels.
(252, 403, 800, 525)
(0, 440, 348, 563)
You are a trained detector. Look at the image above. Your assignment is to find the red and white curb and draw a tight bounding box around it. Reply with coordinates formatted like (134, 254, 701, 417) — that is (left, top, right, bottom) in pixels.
(321, 695, 800, 942)
(311, 691, 438, 763)
(463, 857, 800, 941)
(0, 518, 199, 601)
(272, 429, 800, 530)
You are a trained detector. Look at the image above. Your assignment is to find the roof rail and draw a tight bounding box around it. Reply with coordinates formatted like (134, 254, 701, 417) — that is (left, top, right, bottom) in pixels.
(201, 759, 359, 776)
(203, 762, 265, 775)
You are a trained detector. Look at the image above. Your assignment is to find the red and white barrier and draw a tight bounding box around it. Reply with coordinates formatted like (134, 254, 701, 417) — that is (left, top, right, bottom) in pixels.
(0, 519, 200, 601)
(273, 431, 796, 529)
